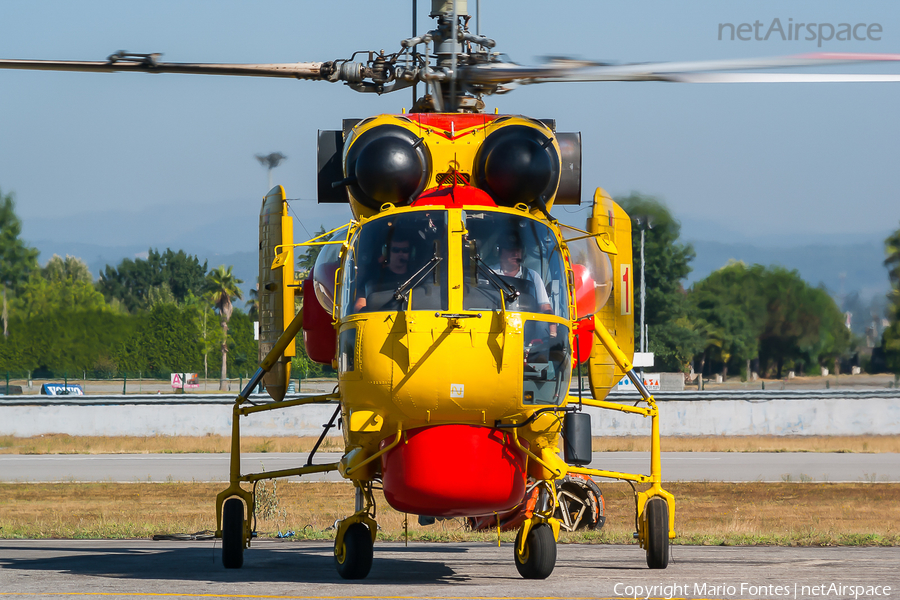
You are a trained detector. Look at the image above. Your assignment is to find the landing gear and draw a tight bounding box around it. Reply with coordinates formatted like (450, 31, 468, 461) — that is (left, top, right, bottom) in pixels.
(334, 484, 378, 580)
(221, 497, 245, 569)
(514, 523, 557, 579)
(644, 497, 669, 569)
(335, 522, 374, 579)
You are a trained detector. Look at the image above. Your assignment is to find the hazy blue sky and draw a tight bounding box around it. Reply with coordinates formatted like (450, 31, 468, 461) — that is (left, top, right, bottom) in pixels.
(2, 0, 899, 253)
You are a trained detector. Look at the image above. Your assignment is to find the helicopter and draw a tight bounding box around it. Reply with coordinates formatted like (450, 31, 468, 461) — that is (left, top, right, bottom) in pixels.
(3, 0, 900, 582)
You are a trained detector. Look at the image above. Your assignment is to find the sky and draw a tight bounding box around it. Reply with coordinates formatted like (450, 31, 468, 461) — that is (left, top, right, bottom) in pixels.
(1, 1, 899, 265)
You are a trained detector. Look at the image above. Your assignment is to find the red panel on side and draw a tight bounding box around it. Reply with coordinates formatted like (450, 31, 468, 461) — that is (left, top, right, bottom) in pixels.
(381, 424, 527, 517)
(301, 277, 336, 364)
(573, 317, 595, 365)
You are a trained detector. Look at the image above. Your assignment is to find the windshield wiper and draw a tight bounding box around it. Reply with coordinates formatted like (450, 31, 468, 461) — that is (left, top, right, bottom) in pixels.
(393, 253, 443, 302)
(472, 254, 519, 304)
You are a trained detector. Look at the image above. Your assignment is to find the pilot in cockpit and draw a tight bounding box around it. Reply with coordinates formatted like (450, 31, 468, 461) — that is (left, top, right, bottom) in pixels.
(491, 232, 557, 336)
(353, 231, 413, 312)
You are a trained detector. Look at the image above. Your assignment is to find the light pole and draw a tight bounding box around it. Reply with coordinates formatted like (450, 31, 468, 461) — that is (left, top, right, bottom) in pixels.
(635, 217, 653, 354)
(255, 152, 287, 191)
(634, 216, 653, 383)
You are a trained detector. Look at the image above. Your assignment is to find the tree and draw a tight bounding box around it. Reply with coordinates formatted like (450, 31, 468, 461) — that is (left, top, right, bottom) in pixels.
(0, 188, 39, 297)
(99, 248, 208, 311)
(689, 262, 766, 379)
(245, 281, 259, 320)
(206, 265, 243, 390)
(43, 254, 93, 284)
(688, 263, 851, 378)
(25, 254, 107, 318)
(184, 291, 223, 380)
(297, 226, 327, 278)
(882, 223, 900, 375)
(616, 193, 696, 372)
(227, 309, 257, 378)
(753, 267, 849, 376)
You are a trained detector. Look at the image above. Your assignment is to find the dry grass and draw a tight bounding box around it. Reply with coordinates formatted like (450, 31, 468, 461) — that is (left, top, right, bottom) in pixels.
(2, 434, 898, 455)
(0, 434, 345, 455)
(592, 435, 900, 454)
(1, 481, 897, 546)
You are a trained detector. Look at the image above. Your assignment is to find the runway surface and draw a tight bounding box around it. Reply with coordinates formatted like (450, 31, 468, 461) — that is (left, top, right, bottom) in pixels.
(1, 452, 898, 483)
(0, 540, 898, 600)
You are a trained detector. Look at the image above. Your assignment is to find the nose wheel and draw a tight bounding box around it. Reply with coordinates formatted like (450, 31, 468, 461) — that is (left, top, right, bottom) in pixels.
(334, 521, 374, 579)
(514, 522, 557, 579)
(221, 497, 246, 569)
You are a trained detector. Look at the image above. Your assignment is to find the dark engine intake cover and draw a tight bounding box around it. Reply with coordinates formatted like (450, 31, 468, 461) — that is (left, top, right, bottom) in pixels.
(344, 124, 431, 210)
(473, 125, 560, 208)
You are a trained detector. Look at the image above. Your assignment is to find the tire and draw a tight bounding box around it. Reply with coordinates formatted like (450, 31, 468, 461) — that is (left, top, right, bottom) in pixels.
(335, 522, 373, 580)
(645, 497, 669, 569)
(514, 523, 557, 579)
(555, 475, 605, 531)
(222, 498, 244, 569)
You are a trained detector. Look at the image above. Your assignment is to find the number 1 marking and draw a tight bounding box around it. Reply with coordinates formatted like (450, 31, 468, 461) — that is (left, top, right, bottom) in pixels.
(621, 264, 631, 315)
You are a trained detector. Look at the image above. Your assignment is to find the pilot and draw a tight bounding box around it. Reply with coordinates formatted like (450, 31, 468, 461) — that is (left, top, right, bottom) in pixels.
(353, 232, 414, 312)
(494, 232, 557, 336)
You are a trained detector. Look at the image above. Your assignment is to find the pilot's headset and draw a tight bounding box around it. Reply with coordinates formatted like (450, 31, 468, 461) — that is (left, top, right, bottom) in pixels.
(496, 232, 525, 260)
(381, 229, 417, 264)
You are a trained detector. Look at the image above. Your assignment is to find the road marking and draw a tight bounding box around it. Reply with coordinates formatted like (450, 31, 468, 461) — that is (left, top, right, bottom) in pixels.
(0, 594, 612, 600)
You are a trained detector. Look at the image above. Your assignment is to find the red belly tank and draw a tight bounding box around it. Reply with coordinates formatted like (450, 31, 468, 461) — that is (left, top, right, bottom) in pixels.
(380, 424, 527, 517)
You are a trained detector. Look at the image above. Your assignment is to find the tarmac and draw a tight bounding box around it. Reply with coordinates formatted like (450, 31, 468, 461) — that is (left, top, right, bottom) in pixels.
(3, 451, 898, 483)
(0, 539, 898, 599)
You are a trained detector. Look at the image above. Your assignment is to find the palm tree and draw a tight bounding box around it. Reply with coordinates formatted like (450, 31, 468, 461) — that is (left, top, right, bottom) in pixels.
(206, 265, 243, 391)
(245, 281, 259, 320)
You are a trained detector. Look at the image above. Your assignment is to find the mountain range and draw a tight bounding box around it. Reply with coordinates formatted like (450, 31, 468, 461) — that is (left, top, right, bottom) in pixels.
(20, 200, 893, 310)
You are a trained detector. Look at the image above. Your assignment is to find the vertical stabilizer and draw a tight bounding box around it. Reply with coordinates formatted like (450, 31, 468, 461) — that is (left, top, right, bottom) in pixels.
(585, 187, 634, 400)
(258, 186, 296, 401)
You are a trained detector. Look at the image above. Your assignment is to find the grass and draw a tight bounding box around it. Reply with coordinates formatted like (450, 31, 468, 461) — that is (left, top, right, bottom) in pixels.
(1, 481, 898, 547)
(593, 435, 900, 453)
(2, 434, 898, 455)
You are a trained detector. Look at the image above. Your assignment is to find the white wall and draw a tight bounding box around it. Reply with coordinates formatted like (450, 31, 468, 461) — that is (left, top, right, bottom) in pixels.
(588, 397, 900, 436)
(3, 391, 899, 437)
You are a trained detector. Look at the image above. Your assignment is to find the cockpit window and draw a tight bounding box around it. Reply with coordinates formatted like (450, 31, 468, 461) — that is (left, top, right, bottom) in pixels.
(340, 211, 448, 315)
(461, 211, 568, 319)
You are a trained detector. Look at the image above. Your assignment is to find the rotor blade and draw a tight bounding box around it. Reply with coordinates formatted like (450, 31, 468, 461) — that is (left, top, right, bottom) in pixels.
(461, 52, 900, 85)
(664, 73, 900, 83)
(0, 58, 329, 80)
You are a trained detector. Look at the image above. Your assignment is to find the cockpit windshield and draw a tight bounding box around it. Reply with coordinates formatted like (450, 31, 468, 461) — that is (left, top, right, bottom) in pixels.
(462, 211, 568, 319)
(340, 211, 448, 315)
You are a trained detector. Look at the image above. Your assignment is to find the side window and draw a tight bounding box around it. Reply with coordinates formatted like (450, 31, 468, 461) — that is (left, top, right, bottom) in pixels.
(339, 231, 360, 317)
(560, 225, 613, 319)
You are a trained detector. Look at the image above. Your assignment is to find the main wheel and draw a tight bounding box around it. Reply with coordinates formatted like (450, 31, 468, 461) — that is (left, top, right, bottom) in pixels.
(645, 497, 669, 569)
(555, 475, 605, 531)
(335, 522, 373, 580)
(514, 523, 557, 579)
(221, 498, 244, 569)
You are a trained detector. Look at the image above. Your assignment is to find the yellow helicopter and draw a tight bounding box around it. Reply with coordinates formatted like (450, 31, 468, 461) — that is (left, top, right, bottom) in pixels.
(4, 0, 900, 581)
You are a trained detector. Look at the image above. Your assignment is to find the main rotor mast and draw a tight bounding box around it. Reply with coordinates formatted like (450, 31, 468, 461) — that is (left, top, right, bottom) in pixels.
(402, 0, 496, 112)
